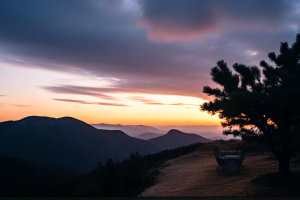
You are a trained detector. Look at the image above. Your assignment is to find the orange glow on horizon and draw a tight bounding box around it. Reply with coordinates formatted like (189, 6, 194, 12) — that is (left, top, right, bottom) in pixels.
(0, 64, 221, 126)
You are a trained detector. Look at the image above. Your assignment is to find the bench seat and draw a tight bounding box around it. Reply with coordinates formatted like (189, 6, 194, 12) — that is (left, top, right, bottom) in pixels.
(213, 146, 245, 171)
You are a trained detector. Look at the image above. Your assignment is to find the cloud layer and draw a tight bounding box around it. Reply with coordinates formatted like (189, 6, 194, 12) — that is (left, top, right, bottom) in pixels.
(1, 0, 299, 105)
(129, 96, 198, 106)
(53, 98, 128, 107)
(139, 0, 294, 41)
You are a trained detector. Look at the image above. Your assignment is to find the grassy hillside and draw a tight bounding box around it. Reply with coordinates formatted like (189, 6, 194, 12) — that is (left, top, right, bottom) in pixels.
(141, 140, 300, 197)
(72, 143, 204, 196)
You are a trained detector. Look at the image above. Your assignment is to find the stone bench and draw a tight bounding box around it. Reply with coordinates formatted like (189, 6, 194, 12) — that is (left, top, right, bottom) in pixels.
(213, 146, 245, 171)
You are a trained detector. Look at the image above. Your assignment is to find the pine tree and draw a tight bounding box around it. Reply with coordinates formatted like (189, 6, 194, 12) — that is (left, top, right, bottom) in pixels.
(201, 34, 300, 177)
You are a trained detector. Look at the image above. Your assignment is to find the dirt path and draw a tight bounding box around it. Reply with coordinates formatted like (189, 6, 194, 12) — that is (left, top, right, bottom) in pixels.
(140, 149, 300, 197)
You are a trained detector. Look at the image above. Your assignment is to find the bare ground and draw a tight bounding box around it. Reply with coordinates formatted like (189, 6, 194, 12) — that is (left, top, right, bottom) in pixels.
(140, 144, 300, 197)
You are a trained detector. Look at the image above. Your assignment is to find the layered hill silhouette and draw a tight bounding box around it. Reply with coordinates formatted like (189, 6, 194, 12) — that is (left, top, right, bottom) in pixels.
(91, 123, 164, 137)
(0, 153, 81, 196)
(135, 132, 164, 140)
(148, 129, 211, 150)
(0, 116, 161, 172)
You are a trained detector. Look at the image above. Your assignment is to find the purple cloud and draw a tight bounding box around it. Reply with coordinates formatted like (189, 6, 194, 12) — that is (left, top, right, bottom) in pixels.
(0, 0, 299, 102)
(53, 98, 128, 107)
(44, 86, 118, 100)
(129, 96, 199, 106)
(129, 96, 165, 105)
(139, 0, 294, 42)
(42, 81, 208, 99)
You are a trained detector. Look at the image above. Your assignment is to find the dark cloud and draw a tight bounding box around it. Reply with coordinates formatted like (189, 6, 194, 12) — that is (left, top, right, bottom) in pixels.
(44, 86, 118, 100)
(53, 98, 128, 107)
(0, 95, 6, 97)
(139, 0, 295, 41)
(47, 86, 201, 106)
(0, 0, 299, 102)
(129, 96, 199, 106)
(42, 80, 207, 99)
(0, 0, 195, 80)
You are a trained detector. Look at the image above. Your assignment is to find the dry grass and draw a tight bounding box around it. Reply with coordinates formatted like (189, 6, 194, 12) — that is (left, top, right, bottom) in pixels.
(139, 141, 300, 197)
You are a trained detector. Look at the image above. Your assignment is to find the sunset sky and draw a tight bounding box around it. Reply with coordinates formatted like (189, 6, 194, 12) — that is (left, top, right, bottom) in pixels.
(0, 0, 300, 126)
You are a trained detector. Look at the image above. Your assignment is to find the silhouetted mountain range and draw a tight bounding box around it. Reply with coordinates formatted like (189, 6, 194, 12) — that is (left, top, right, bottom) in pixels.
(91, 123, 229, 140)
(135, 132, 164, 140)
(0, 116, 161, 172)
(91, 123, 164, 137)
(156, 125, 229, 139)
(148, 129, 211, 150)
(0, 153, 81, 196)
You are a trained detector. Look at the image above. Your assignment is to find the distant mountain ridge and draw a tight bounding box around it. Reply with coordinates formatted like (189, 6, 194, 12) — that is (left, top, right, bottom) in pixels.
(91, 123, 164, 137)
(0, 116, 161, 172)
(155, 125, 229, 139)
(91, 123, 229, 140)
(148, 129, 211, 150)
(135, 132, 164, 140)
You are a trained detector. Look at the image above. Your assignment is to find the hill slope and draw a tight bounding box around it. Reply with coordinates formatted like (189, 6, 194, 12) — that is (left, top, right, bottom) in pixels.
(91, 123, 164, 137)
(141, 141, 300, 197)
(0, 116, 161, 172)
(136, 132, 164, 140)
(148, 129, 211, 150)
(0, 153, 81, 196)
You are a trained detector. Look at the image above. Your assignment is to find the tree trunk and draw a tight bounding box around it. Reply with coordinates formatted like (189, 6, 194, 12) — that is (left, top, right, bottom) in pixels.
(277, 139, 292, 177)
(267, 141, 291, 177)
(263, 128, 292, 177)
